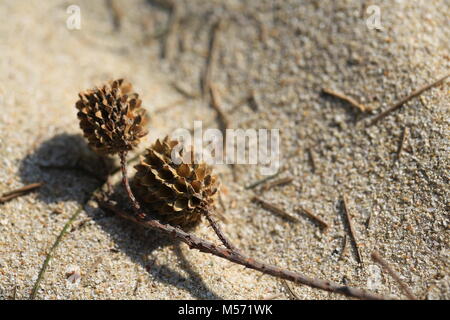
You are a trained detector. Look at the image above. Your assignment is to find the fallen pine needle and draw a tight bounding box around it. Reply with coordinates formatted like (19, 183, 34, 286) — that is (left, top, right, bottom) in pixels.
(371, 250, 416, 300)
(298, 206, 329, 230)
(322, 88, 369, 112)
(0, 182, 44, 204)
(368, 73, 449, 126)
(342, 194, 363, 264)
(396, 127, 409, 161)
(252, 196, 300, 223)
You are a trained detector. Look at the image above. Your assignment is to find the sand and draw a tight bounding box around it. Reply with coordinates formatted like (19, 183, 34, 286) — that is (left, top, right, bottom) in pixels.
(0, 0, 448, 300)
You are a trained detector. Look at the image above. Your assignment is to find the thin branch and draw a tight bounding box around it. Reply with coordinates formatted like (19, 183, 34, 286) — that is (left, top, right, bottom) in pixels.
(262, 177, 293, 191)
(307, 148, 317, 173)
(171, 81, 199, 99)
(98, 200, 388, 300)
(342, 194, 363, 264)
(371, 250, 416, 300)
(282, 279, 300, 300)
(105, 0, 122, 31)
(245, 171, 281, 190)
(201, 19, 223, 97)
(161, 0, 180, 60)
(0, 182, 44, 204)
(119, 151, 141, 213)
(368, 73, 449, 126)
(252, 196, 300, 223)
(203, 209, 241, 254)
(298, 206, 329, 230)
(209, 84, 230, 135)
(322, 88, 369, 112)
(396, 127, 409, 161)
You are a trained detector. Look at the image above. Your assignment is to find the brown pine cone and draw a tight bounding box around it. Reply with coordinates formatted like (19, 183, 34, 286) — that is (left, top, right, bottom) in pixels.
(76, 79, 148, 155)
(133, 137, 220, 228)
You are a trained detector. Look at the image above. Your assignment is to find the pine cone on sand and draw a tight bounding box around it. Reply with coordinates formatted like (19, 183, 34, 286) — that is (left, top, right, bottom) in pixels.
(133, 137, 220, 228)
(76, 79, 148, 155)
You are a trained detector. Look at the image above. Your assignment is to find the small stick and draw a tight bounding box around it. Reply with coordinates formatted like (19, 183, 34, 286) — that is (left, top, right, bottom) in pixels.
(322, 88, 369, 112)
(202, 19, 223, 97)
(252, 196, 300, 223)
(307, 148, 317, 173)
(247, 90, 261, 112)
(209, 84, 230, 135)
(161, 1, 179, 60)
(371, 251, 416, 300)
(171, 82, 199, 99)
(99, 200, 388, 300)
(245, 171, 281, 190)
(298, 206, 329, 230)
(282, 279, 300, 300)
(342, 194, 363, 264)
(203, 209, 240, 254)
(368, 73, 449, 126)
(339, 235, 348, 261)
(0, 182, 44, 204)
(12, 285, 17, 300)
(262, 177, 293, 191)
(119, 152, 141, 214)
(218, 191, 227, 212)
(396, 127, 409, 161)
(105, 0, 122, 31)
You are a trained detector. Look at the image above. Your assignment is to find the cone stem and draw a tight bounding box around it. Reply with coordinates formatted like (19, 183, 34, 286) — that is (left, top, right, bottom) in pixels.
(99, 199, 388, 300)
(120, 151, 141, 212)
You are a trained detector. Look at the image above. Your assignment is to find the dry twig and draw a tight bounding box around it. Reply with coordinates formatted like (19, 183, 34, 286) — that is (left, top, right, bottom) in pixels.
(203, 210, 240, 254)
(261, 177, 293, 191)
(307, 148, 317, 173)
(371, 250, 416, 300)
(105, 0, 122, 31)
(161, 1, 180, 60)
(322, 88, 369, 112)
(171, 82, 199, 99)
(245, 171, 281, 190)
(282, 279, 300, 300)
(209, 84, 230, 134)
(396, 127, 409, 161)
(368, 74, 449, 126)
(201, 19, 223, 97)
(252, 196, 300, 223)
(342, 194, 363, 264)
(0, 182, 44, 204)
(298, 206, 329, 230)
(99, 199, 387, 300)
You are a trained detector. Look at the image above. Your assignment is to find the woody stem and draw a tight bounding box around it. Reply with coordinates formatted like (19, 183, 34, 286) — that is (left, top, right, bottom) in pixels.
(119, 151, 141, 213)
(98, 199, 388, 300)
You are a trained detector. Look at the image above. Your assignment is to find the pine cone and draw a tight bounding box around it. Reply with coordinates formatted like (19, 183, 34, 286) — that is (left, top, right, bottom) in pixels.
(76, 79, 148, 155)
(133, 137, 220, 228)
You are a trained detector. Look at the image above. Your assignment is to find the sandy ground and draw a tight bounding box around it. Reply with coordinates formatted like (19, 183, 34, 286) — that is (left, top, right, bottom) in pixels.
(0, 0, 449, 300)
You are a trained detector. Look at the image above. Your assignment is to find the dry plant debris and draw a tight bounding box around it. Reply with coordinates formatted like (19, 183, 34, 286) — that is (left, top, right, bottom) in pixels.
(322, 88, 370, 112)
(0, 182, 44, 204)
(252, 196, 300, 223)
(396, 127, 410, 162)
(371, 251, 416, 300)
(368, 73, 449, 126)
(342, 194, 363, 264)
